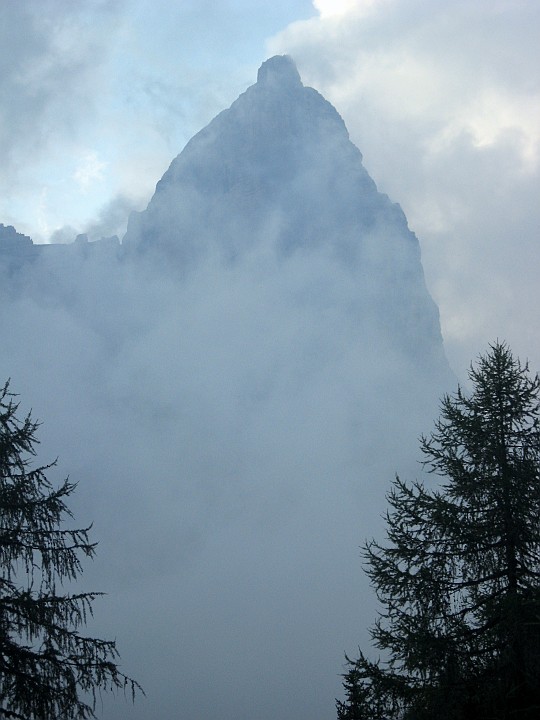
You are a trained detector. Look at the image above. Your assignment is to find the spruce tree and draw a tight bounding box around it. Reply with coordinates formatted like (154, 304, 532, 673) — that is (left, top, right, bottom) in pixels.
(338, 342, 540, 719)
(0, 380, 141, 719)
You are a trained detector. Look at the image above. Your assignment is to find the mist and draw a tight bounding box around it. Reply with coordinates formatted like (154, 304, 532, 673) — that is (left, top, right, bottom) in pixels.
(0, 58, 454, 719)
(0, 233, 450, 720)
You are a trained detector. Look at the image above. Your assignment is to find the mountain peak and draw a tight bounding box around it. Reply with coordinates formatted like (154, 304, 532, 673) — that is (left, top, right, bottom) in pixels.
(256, 55, 302, 88)
(121, 55, 446, 369)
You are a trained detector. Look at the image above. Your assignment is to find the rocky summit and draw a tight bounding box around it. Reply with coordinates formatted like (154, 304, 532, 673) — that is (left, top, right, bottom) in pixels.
(124, 54, 411, 265)
(123, 55, 445, 368)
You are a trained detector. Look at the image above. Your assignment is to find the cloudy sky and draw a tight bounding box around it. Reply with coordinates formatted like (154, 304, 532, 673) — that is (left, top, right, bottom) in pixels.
(1, 3, 539, 719)
(1, 0, 539, 375)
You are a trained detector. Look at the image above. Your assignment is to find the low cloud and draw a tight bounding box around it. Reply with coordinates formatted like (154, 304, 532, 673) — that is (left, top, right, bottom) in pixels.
(0, 205, 450, 719)
(48, 225, 78, 244)
(83, 193, 144, 241)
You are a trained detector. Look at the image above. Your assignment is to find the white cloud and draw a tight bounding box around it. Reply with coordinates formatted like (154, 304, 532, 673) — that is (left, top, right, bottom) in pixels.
(73, 151, 108, 192)
(314, 0, 380, 18)
(270, 0, 540, 375)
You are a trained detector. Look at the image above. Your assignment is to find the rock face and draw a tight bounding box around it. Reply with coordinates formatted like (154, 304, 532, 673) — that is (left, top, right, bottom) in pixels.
(0, 223, 120, 274)
(0, 224, 35, 272)
(123, 55, 444, 366)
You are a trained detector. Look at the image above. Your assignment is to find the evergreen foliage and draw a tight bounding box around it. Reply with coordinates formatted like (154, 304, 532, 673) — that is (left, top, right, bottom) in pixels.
(338, 342, 540, 719)
(0, 380, 141, 719)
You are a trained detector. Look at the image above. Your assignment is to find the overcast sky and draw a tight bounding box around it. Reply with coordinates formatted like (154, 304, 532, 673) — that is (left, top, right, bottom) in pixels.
(1, 0, 539, 375)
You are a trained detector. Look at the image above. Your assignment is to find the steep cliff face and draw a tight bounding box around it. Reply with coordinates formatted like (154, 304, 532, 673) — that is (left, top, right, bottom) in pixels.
(123, 55, 445, 366)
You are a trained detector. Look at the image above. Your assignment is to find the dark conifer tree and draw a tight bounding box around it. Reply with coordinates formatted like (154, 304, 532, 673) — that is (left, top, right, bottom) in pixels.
(338, 342, 540, 719)
(0, 381, 141, 719)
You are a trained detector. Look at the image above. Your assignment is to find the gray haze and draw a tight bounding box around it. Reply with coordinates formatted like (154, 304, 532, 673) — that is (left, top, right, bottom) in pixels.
(1, 58, 453, 719)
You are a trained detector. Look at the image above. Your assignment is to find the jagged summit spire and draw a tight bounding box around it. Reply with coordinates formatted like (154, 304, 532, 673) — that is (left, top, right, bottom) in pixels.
(256, 55, 302, 88)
